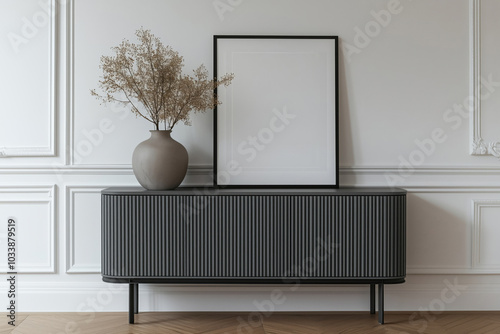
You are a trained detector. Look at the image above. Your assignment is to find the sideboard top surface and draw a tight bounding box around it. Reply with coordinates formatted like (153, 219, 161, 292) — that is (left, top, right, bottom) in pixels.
(102, 187, 406, 196)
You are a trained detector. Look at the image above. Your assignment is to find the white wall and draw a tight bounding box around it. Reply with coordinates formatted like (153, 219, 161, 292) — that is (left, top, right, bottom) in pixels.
(1, 0, 500, 319)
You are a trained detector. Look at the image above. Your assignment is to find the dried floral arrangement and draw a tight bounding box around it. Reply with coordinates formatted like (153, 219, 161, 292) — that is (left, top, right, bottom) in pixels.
(91, 28, 233, 131)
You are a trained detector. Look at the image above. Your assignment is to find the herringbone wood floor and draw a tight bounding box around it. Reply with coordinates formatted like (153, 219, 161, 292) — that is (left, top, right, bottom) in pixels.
(1, 312, 499, 334)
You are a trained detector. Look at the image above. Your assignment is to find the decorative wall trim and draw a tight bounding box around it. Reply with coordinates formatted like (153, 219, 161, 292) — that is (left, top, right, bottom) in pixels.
(67, 0, 75, 165)
(0, 186, 56, 273)
(405, 187, 500, 193)
(407, 189, 500, 275)
(472, 200, 500, 271)
(408, 267, 500, 275)
(470, 0, 500, 158)
(1, 0, 57, 157)
(66, 185, 106, 273)
(341, 166, 500, 174)
(0, 165, 500, 176)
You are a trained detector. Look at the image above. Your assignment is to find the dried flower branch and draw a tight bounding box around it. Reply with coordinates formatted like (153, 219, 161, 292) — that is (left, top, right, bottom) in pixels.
(91, 28, 233, 131)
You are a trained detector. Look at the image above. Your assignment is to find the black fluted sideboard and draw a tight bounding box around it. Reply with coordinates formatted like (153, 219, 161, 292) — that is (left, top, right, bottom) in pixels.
(101, 187, 406, 324)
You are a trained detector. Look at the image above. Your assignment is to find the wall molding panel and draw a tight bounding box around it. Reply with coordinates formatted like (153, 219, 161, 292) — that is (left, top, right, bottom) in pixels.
(406, 189, 500, 275)
(67, 0, 76, 166)
(472, 199, 500, 271)
(65, 184, 137, 273)
(1, 0, 57, 157)
(66, 185, 107, 273)
(470, 0, 500, 158)
(0, 186, 56, 273)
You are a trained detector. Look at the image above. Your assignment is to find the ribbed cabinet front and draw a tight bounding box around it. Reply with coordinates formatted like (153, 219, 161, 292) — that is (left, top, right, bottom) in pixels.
(102, 193, 406, 280)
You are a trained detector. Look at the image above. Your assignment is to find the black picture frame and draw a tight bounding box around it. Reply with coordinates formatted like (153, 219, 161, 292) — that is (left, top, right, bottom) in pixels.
(214, 35, 339, 188)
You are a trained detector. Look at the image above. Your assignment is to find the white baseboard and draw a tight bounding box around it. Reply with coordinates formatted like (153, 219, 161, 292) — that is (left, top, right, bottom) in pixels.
(4, 281, 500, 312)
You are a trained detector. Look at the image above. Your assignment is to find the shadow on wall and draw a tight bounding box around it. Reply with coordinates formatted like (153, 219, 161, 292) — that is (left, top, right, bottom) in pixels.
(338, 39, 355, 183)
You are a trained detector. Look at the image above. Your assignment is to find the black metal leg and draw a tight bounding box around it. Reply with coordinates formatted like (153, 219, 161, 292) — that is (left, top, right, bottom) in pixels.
(134, 284, 139, 314)
(129, 284, 135, 324)
(378, 283, 384, 324)
(370, 283, 376, 314)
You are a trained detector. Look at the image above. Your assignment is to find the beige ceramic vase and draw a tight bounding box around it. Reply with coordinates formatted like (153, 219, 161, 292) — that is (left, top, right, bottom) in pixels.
(132, 130, 188, 190)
